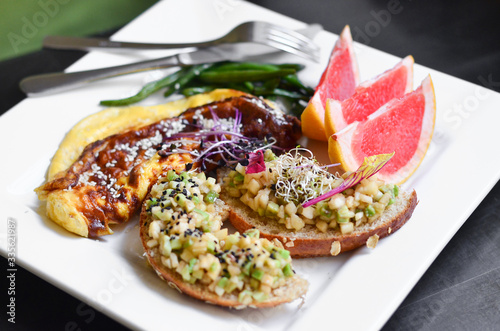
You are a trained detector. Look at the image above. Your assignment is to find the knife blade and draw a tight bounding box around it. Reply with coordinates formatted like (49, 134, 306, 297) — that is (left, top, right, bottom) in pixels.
(20, 24, 322, 96)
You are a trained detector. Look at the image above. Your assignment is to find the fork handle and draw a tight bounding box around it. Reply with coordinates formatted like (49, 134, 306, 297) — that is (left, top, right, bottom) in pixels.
(20, 54, 183, 96)
(43, 35, 222, 51)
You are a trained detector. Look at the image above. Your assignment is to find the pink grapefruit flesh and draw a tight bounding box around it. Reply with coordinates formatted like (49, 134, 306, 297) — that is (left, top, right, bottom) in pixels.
(328, 75, 436, 184)
(301, 25, 360, 141)
(325, 55, 414, 138)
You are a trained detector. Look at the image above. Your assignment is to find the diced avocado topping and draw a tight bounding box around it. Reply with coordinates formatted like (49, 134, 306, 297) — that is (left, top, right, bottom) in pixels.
(160, 236, 172, 256)
(221, 148, 398, 233)
(194, 208, 210, 222)
(337, 205, 351, 218)
(318, 202, 333, 219)
(252, 291, 268, 302)
(226, 234, 239, 246)
(181, 265, 191, 281)
(183, 237, 194, 248)
(204, 190, 219, 204)
(337, 216, 349, 223)
(147, 198, 158, 207)
(170, 238, 182, 250)
(238, 290, 252, 303)
(279, 249, 290, 260)
(180, 172, 190, 181)
(225, 281, 238, 293)
(147, 171, 296, 305)
(245, 228, 260, 238)
(176, 193, 188, 207)
(266, 201, 279, 216)
(365, 205, 376, 217)
(242, 261, 252, 276)
(234, 172, 245, 184)
(188, 258, 197, 272)
(283, 264, 293, 277)
(264, 149, 277, 162)
(207, 240, 216, 254)
(251, 269, 264, 281)
(166, 170, 178, 181)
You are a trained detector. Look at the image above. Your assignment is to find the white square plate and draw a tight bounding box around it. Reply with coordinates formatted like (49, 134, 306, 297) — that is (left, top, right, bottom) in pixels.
(1, 0, 500, 330)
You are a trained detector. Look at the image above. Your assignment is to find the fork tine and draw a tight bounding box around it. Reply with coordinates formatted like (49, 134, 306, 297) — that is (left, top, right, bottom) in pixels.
(266, 23, 321, 51)
(263, 37, 320, 62)
(266, 31, 319, 56)
(255, 22, 321, 62)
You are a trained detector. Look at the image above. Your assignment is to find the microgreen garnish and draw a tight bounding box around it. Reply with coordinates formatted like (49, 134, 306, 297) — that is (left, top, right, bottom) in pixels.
(302, 152, 394, 208)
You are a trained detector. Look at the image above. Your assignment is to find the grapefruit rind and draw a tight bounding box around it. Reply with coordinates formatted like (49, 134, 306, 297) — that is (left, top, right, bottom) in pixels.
(328, 75, 436, 184)
(301, 94, 327, 141)
(302, 25, 359, 141)
(324, 98, 345, 141)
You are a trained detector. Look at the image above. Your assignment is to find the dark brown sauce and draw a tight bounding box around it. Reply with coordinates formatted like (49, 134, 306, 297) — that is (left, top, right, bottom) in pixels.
(41, 96, 301, 236)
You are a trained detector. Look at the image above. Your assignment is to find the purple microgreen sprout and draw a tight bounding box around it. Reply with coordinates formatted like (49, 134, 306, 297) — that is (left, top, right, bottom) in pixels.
(302, 152, 395, 208)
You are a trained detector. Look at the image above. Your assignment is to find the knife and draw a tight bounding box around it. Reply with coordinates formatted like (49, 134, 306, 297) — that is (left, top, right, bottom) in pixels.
(20, 24, 322, 96)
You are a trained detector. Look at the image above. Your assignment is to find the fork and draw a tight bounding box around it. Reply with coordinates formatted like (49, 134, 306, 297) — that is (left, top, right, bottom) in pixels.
(43, 21, 321, 62)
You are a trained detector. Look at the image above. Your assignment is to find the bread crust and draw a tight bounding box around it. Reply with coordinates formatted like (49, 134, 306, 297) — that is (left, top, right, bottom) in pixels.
(222, 190, 418, 258)
(139, 193, 308, 308)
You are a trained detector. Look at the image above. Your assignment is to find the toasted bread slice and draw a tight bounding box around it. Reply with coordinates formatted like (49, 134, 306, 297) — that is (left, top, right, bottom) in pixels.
(219, 167, 418, 258)
(139, 192, 308, 308)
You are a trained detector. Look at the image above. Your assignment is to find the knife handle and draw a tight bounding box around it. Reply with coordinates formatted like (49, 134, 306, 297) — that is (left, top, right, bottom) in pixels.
(19, 54, 183, 96)
(43, 35, 207, 51)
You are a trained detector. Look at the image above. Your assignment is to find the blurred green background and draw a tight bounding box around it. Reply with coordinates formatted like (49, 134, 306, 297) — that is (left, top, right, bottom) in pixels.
(0, 0, 158, 61)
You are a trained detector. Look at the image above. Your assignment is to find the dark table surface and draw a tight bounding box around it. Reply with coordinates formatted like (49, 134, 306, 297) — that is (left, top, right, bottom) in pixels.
(2, 1, 500, 330)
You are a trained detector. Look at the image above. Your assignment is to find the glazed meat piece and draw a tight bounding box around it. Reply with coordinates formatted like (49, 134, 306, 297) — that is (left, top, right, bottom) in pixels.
(36, 96, 301, 237)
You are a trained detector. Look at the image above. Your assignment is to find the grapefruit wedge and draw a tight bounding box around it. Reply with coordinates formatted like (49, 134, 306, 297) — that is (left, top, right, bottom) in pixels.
(325, 55, 414, 137)
(301, 25, 360, 141)
(328, 75, 436, 184)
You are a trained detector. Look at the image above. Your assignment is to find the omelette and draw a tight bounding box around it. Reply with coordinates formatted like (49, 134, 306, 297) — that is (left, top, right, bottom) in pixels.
(36, 93, 301, 237)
